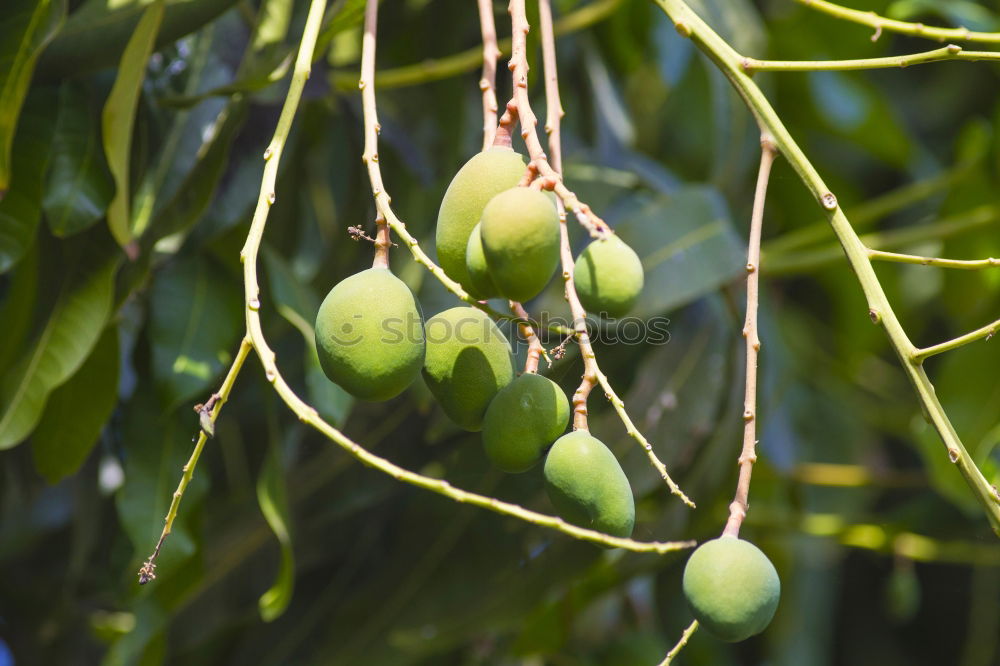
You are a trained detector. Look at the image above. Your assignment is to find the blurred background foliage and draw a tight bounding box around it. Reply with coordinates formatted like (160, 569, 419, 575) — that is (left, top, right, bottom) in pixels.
(1, 0, 999, 664)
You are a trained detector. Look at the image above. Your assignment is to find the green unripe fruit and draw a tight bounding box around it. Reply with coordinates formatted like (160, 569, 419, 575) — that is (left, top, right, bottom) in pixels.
(682, 536, 781, 642)
(482, 373, 570, 472)
(574, 235, 644, 317)
(480, 187, 560, 302)
(464, 223, 501, 299)
(422, 306, 515, 431)
(543, 431, 635, 538)
(314, 268, 425, 401)
(436, 148, 527, 290)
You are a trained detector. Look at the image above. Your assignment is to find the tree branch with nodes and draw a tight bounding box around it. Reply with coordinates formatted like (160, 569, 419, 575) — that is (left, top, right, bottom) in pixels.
(764, 203, 999, 275)
(658, 619, 700, 666)
(477, 0, 500, 151)
(742, 44, 1000, 73)
(794, 0, 1000, 44)
(868, 250, 1000, 270)
(652, 0, 1000, 535)
(723, 136, 777, 539)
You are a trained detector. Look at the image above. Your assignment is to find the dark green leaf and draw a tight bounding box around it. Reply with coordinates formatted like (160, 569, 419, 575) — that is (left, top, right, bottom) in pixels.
(43, 82, 115, 237)
(141, 101, 248, 247)
(37, 0, 240, 78)
(101, 0, 165, 250)
(0, 240, 38, 374)
(31, 326, 120, 483)
(256, 437, 294, 622)
(614, 187, 744, 316)
(158, 48, 292, 109)
(0, 0, 65, 194)
(149, 254, 242, 407)
(0, 90, 58, 273)
(0, 235, 118, 449)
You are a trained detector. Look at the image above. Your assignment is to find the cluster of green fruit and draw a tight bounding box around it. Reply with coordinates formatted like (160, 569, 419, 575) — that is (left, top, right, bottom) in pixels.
(312, 147, 643, 539)
(312, 147, 781, 642)
(436, 147, 645, 316)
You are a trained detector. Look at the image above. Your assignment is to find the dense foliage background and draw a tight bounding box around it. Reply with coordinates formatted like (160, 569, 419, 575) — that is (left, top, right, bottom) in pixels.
(1, 0, 999, 664)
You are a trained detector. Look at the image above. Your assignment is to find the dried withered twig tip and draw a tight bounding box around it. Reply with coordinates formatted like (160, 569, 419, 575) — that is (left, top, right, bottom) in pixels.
(138, 560, 156, 585)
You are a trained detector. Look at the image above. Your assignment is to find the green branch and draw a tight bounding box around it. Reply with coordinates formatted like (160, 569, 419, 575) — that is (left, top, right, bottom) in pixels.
(652, 0, 1000, 536)
(763, 204, 997, 275)
(137, 336, 253, 584)
(763, 161, 979, 257)
(914, 318, 1000, 362)
(659, 620, 699, 666)
(743, 44, 1000, 72)
(869, 249, 1000, 270)
(795, 0, 1000, 44)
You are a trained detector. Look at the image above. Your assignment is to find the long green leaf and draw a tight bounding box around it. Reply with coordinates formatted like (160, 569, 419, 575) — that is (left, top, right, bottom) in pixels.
(0, 241, 38, 374)
(101, 0, 165, 250)
(256, 437, 295, 622)
(149, 254, 242, 407)
(44, 82, 115, 237)
(0, 235, 119, 449)
(0, 90, 57, 273)
(31, 326, 120, 483)
(0, 0, 65, 194)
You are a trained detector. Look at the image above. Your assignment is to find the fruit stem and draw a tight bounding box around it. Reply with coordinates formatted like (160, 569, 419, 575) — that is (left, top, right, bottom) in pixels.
(477, 0, 501, 151)
(510, 301, 545, 373)
(372, 214, 391, 268)
(533, 0, 694, 507)
(505, 0, 608, 237)
(723, 136, 777, 539)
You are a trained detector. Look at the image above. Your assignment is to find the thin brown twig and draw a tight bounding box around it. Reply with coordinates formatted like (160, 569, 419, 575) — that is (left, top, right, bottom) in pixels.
(477, 0, 501, 150)
(355, 0, 570, 338)
(533, 0, 693, 507)
(505, 0, 608, 237)
(510, 301, 546, 373)
(527, 0, 596, 429)
(723, 137, 777, 538)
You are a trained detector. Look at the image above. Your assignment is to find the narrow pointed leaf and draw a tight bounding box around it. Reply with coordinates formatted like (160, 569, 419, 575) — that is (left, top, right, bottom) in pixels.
(0, 0, 66, 194)
(102, 0, 165, 250)
(31, 326, 120, 483)
(0, 90, 57, 273)
(256, 439, 295, 622)
(0, 235, 119, 449)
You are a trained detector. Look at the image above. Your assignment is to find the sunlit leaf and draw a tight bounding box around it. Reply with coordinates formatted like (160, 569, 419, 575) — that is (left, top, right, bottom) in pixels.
(101, 0, 165, 250)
